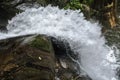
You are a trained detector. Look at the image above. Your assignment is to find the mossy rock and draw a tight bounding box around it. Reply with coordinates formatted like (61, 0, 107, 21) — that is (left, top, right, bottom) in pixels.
(0, 35, 55, 80)
(30, 35, 52, 52)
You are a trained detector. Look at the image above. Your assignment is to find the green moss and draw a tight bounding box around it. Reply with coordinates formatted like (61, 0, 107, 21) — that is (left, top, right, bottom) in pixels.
(30, 36, 51, 52)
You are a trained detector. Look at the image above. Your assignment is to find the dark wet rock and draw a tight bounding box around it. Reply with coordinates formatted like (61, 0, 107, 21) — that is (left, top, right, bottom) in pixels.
(51, 37, 91, 80)
(54, 55, 92, 80)
(0, 0, 20, 31)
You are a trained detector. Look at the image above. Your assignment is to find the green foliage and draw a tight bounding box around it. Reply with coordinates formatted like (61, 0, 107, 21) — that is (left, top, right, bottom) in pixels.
(64, 0, 94, 10)
(64, 0, 82, 10)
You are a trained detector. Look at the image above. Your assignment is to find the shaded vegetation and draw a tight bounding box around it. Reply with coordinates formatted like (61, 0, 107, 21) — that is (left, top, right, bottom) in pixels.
(64, 0, 93, 10)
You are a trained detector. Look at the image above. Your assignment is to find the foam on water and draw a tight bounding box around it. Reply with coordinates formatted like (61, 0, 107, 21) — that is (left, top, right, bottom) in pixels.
(0, 6, 119, 80)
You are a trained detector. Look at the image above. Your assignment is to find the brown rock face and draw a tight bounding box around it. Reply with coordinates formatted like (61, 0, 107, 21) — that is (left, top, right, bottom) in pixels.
(0, 35, 55, 80)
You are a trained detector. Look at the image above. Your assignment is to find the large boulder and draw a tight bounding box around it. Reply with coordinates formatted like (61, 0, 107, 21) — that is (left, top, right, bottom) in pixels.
(0, 35, 55, 80)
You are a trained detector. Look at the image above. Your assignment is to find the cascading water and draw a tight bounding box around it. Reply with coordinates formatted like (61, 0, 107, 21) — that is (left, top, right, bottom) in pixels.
(0, 6, 119, 80)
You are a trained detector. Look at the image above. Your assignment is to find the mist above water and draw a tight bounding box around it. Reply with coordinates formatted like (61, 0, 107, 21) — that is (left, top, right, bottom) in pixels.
(0, 6, 119, 80)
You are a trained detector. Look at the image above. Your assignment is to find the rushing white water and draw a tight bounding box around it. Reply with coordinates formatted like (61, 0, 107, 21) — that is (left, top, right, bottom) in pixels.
(0, 6, 119, 80)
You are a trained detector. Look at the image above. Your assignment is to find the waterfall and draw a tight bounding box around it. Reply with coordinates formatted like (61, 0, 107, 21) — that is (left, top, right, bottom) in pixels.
(0, 6, 119, 80)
